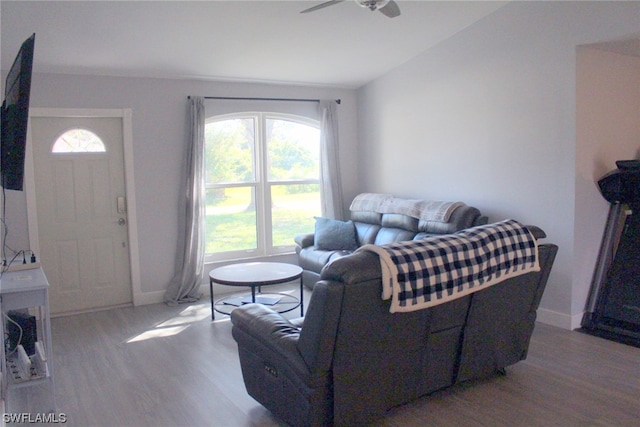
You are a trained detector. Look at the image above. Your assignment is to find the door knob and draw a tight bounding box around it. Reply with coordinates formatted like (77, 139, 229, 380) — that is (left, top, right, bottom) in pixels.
(118, 218, 126, 226)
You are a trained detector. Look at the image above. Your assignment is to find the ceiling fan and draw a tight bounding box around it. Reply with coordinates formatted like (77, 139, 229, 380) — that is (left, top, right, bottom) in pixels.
(301, 0, 401, 18)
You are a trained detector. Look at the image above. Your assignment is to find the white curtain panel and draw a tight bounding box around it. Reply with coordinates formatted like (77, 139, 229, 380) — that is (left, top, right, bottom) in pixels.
(319, 100, 345, 219)
(164, 96, 206, 305)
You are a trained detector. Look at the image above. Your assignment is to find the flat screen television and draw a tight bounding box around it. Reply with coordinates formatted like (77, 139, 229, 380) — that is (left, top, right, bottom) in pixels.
(1, 33, 35, 191)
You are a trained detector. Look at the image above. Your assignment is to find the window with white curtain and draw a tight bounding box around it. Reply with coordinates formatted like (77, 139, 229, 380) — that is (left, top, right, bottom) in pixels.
(204, 112, 321, 261)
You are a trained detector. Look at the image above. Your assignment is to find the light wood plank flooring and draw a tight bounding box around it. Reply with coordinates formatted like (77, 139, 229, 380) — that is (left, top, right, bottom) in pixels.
(7, 291, 640, 426)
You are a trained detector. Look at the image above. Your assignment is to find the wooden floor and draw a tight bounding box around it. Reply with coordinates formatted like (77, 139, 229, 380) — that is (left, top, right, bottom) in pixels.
(8, 290, 640, 426)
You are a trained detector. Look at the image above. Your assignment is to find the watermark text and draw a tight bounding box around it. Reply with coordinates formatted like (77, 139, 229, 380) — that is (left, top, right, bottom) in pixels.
(3, 412, 67, 423)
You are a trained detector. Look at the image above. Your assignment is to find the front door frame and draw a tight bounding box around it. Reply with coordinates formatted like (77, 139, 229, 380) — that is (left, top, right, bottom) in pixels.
(25, 108, 142, 307)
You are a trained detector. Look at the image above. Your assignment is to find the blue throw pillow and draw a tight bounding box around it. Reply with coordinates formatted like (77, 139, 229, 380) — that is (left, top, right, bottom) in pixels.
(314, 217, 358, 251)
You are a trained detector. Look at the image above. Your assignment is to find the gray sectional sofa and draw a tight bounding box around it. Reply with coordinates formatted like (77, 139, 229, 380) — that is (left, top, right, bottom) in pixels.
(231, 221, 558, 426)
(295, 193, 487, 289)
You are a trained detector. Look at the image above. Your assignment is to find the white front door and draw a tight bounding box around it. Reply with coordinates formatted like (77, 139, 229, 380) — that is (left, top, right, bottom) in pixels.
(30, 115, 132, 314)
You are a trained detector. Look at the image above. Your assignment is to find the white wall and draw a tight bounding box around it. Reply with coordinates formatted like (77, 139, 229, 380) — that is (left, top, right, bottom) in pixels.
(356, 1, 639, 328)
(3, 1, 637, 319)
(5, 73, 358, 303)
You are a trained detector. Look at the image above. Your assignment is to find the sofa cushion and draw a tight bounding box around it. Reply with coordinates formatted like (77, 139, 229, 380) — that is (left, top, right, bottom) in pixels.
(297, 195, 488, 291)
(314, 217, 358, 251)
(380, 213, 419, 231)
(374, 228, 418, 245)
(298, 247, 351, 273)
(354, 222, 382, 246)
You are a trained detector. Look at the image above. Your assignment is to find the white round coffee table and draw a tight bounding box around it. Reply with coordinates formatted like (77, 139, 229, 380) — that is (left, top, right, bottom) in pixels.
(208, 262, 303, 320)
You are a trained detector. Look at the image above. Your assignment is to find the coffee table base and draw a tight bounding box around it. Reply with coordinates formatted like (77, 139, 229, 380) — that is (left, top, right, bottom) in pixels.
(213, 292, 300, 317)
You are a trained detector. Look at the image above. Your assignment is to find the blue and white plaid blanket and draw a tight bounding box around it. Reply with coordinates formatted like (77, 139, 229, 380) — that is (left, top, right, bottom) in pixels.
(356, 219, 540, 313)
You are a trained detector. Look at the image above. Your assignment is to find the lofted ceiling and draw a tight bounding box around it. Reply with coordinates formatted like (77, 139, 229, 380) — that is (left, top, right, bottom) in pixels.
(1, 0, 510, 89)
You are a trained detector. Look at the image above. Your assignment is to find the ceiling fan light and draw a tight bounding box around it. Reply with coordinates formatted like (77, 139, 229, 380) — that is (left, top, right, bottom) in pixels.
(355, 0, 389, 11)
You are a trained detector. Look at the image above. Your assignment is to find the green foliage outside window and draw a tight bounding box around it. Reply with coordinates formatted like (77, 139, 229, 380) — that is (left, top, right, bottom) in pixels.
(204, 114, 321, 255)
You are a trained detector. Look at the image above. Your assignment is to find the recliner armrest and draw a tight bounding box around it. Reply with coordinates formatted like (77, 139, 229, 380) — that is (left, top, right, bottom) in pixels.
(231, 304, 309, 376)
(294, 232, 315, 248)
(524, 225, 547, 240)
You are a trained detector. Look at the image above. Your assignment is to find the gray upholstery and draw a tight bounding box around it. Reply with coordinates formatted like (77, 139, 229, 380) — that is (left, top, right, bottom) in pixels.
(295, 195, 487, 289)
(231, 282, 343, 426)
(231, 229, 558, 426)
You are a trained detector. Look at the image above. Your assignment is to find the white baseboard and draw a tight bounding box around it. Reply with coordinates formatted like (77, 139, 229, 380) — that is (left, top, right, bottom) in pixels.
(537, 308, 585, 330)
(133, 290, 165, 306)
(133, 283, 229, 307)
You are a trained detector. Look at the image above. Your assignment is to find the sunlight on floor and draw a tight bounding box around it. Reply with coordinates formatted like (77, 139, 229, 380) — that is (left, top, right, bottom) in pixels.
(124, 287, 300, 344)
(125, 303, 214, 343)
(156, 304, 210, 327)
(126, 325, 189, 343)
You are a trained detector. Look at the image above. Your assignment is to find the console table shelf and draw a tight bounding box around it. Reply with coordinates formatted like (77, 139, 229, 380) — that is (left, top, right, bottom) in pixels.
(0, 267, 56, 413)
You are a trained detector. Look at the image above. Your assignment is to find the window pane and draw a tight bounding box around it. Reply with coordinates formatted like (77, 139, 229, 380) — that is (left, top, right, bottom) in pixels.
(271, 184, 320, 247)
(52, 129, 106, 153)
(266, 118, 319, 181)
(205, 187, 257, 253)
(205, 118, 255, 184)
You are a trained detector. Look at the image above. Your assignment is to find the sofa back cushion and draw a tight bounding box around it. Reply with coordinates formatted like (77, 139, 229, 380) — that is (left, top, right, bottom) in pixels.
(350, 210, 382, 224)
(297, 281, 344, 372)
(374, 213, 419, 245)
(456, 243, 558, 382)
(418, 205, 484, 234)
(351, 211, 421, 245)
(381, 213, 419, 231)
(350, 203, 485, 247)
(374, 227, 418, 245)
(320, 250, 473, 426)
(351, 211, 382, 245)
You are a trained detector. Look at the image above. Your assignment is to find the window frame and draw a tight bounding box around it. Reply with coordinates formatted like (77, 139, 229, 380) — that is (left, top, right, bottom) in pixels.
(204, 111, 321, 263)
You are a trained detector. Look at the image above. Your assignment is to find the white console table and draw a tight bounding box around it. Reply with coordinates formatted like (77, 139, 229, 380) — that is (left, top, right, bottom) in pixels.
(0, 267, 56, 413)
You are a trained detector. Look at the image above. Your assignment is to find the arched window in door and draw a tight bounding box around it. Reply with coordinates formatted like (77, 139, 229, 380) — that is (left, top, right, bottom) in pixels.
(52, 128, 106, 153)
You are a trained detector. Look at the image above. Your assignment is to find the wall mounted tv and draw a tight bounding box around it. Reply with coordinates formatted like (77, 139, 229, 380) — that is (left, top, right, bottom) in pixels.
(1, 33, 35, 191)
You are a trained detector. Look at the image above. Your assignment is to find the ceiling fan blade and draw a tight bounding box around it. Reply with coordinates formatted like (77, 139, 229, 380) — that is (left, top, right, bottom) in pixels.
(378, 0, 401, 18)
(300, 0, 345, 14)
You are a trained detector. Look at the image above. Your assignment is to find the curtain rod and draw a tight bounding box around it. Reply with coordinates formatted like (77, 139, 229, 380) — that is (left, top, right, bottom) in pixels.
(188, 95, 341, 104)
